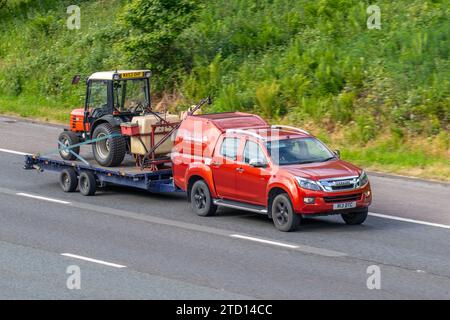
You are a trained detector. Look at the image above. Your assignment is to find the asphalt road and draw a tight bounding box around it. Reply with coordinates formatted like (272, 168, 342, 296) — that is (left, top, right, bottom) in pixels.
(0, 116, 449, 299)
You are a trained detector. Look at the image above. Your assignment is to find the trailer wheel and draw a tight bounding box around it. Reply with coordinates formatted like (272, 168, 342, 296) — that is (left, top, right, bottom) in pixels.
(59, 169, 78, 192)
(271, 193, 300, 232)
(58, 131, 80, 161)
(190, 180, 217, 217)
(341, 208, 368, 225)
(92, 123, 126, 167)
(78, 171, 97, 196)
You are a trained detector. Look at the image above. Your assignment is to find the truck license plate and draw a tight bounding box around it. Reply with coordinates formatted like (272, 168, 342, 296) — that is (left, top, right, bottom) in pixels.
(333, 201, 356, 210)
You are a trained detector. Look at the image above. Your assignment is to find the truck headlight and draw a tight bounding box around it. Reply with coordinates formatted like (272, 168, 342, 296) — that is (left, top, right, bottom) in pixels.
(295, 177, 322, 191)
(358, 171, 369, 187)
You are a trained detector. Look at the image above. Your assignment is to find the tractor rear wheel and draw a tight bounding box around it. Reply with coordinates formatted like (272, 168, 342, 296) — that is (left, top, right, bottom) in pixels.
(58, 131, 80, 161)
(92, 123, 126, 167)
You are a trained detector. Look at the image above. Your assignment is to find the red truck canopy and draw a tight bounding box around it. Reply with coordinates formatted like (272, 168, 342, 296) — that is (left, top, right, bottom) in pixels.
(174, 112, 269, 158)
(193, 112, 268, 131)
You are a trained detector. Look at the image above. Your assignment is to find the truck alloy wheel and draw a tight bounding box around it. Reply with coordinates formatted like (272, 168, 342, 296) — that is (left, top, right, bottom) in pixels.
(92, 123, 126, 167)
(271, 194, 301, 232)
(190, 180, 217, 217)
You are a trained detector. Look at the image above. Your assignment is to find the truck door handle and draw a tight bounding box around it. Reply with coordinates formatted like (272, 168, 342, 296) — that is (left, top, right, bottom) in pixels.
(236, 167, 244, 173)
(212, 162, 221, 167)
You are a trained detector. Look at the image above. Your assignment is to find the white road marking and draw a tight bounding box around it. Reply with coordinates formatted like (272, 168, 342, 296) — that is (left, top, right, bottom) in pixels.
(16, 193, 71, 205)
(230, 234, 346, 257)
(0, 148, 30, 156)
(61, 253, 126, 268)
(230, 234, 299, 249)
(369, 212, 450, 229)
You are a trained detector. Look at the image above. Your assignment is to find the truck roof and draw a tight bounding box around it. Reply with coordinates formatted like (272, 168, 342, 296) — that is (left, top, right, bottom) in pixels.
(228, 127, 311, 141)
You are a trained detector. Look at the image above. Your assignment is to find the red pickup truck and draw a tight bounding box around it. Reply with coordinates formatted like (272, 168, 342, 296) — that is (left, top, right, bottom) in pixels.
(172, 112, 372, 231)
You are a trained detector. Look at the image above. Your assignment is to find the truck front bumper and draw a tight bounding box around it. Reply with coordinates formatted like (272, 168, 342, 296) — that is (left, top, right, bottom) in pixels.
(293, 184, 372, 216)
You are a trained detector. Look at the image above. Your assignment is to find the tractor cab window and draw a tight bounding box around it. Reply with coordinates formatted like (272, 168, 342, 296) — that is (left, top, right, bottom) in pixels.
(113, 79, 149, 114)
(87, 81, 108, 111)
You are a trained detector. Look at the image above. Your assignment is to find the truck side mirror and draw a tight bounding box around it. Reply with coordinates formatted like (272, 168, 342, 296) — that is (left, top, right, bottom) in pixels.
(334, 149, 341, 158)
(249, 158, 267, 168)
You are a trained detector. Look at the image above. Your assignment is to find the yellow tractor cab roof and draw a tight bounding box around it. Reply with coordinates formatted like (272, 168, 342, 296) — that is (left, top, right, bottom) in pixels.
(88, 70, 151, 81)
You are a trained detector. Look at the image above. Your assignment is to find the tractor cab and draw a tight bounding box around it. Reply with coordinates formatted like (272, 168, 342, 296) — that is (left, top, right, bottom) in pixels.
(69, 70, 152, 136)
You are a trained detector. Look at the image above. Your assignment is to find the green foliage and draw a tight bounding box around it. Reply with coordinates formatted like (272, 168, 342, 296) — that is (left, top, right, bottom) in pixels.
(176, 0, 449, 144)
(120, 0, 201, 90)
(0, 0, 127, 114)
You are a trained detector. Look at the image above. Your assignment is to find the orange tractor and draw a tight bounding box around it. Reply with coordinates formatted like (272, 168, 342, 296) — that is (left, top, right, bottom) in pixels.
(58, 70, 182, 170)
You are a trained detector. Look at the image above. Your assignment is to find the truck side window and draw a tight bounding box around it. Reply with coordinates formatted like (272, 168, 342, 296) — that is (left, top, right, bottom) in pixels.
(243, 141, 266, 164)
(220, 138, 239, 160)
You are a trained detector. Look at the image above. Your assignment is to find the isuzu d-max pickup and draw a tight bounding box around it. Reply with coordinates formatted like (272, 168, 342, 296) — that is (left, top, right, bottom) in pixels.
(172, 112, 372, 231)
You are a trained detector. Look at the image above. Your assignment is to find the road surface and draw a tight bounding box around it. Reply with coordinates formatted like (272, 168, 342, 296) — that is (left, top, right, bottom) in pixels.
(0, 116, 449, 299)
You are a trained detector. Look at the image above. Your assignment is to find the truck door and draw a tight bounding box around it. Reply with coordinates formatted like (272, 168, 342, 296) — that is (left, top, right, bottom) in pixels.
(236, 140, 270, 206)
(211, 137, 241, 200)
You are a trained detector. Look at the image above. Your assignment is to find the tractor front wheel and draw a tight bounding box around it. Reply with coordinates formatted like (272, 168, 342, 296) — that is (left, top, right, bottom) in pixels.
(92, 123, 126, 167)
(58, 131, 80, 161)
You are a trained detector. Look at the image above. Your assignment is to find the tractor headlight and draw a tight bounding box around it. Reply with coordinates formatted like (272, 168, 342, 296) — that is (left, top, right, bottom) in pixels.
(357, 171, 369, 187)
(295, 177, 322, 191)
(113, 74, 120, 80)
(145, 71, 152, 78)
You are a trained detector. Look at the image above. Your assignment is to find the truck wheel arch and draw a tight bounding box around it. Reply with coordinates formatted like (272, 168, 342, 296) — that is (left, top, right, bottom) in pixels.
(267, 186, 297, 218)
(186, 172, 217, 201)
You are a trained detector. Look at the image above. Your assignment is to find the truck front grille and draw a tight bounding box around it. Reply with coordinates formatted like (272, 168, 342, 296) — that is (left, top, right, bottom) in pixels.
(323, 193, 361, 203)
(318, 176, 358, 192)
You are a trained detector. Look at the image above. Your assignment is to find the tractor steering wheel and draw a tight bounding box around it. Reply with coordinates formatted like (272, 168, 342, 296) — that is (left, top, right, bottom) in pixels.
(130, 102, 145, 114)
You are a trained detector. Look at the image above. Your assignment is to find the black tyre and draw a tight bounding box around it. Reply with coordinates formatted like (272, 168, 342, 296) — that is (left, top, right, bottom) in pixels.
(190, 180, 217, 217)
(271, 193, 301, 232)
(78, 171, 97, 196)
(58, 131, 80, 161)
(59, 168, 78, 192)
(341, 208, 368, 225)
(92, 123, 126, 167)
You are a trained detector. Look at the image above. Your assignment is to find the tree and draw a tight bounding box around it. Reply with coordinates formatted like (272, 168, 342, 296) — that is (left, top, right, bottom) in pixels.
(121, 0, 201, 89)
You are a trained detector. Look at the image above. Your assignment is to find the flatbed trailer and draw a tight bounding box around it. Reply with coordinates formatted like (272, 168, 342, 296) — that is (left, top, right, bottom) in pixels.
(24, 154, 181, 194)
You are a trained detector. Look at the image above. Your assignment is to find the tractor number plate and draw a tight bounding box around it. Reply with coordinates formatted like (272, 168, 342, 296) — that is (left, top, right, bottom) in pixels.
(121, 72, 144, 79)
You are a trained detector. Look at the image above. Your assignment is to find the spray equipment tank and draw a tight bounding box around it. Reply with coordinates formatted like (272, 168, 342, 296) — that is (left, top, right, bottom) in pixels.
(130, 113, 180, 156)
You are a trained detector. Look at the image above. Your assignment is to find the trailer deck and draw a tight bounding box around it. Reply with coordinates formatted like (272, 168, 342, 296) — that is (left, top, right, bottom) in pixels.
(24, 153, 180, 193)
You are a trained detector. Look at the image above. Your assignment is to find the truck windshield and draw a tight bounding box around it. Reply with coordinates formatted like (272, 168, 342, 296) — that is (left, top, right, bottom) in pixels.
(113, 79, 149, 113)
(266, 137, 336, 166)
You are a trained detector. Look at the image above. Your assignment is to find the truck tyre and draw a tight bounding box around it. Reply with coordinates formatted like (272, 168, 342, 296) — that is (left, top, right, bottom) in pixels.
(341, 208, 368, 225)
(59, 168, 78, 192)
(58, 131, 80, 161)
(78, 171, 97, 196)
(92, 123, 126, 167)
(190, 180, 217, 217)
(271, 193, 300, 232)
